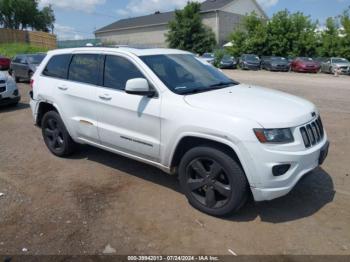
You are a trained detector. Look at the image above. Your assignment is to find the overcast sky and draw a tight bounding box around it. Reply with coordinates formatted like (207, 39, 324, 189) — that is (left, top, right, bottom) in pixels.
(38, 0, 350, 41)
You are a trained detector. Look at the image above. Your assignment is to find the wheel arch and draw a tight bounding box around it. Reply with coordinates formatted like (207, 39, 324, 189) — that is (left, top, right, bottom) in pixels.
(36, 101, 59, 127)
(169, 135, 253, 186)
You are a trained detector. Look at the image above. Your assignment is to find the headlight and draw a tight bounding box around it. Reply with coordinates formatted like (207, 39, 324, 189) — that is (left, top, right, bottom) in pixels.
(254, 128, 294, 143)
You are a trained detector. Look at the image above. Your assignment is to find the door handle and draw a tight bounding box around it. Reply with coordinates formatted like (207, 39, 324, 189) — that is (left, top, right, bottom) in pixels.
(58, 86, 68, 91)
(99, 94, 112, 101)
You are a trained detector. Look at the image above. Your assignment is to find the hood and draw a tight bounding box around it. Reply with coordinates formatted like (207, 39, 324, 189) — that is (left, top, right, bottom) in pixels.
(301, 61, 318, 67)
(333, 62, 350, 67)
(0, 71, 7, 81)
(29, 64, 39, 71)
(244, 60, 260, 65)
(271, 61, 289, 66)
(183, 84, 316, 128)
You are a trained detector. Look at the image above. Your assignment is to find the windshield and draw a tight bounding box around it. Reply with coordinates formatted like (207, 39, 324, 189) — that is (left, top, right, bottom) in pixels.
(27, 54, 46, 64)
(332, 58, 349, 63)
(245, 55, 260, 62)
(222, 55, 234, 61)
(202, 53, 214, 58)
(141, 54, 238, 95)
(271, 57, 286, 61)
(300, 57, 313, 62)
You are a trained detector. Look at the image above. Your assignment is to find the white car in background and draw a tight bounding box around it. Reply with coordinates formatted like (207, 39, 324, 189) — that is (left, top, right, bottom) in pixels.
(29, 47, 329, 216)
(0, 71, 20, 106)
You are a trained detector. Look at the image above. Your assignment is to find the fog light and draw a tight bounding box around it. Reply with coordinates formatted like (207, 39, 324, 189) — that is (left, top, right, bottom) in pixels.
(272, 164, 291, 176)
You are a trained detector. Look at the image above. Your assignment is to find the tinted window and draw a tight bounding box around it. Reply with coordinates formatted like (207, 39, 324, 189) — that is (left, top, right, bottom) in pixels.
(103, 55, 143, 90)
(43, 54, 72, 79)
(27, 54, 46, 64)
(68, 54, 99, 85)
(141, 54, 237, 95)
(13, 56, 22, 63)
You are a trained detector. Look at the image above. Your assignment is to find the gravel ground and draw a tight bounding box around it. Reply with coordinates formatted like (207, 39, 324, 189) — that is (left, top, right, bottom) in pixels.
(0, 70, 349, 256)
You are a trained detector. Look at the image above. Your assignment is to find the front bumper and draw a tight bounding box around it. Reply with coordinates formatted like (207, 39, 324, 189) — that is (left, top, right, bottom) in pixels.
(243, 64, 260, 70)
(0, 95, 20, 106)
(270, 65, 289, 71)
(0, 84, 20, 106)
(241, 131, 329, 202)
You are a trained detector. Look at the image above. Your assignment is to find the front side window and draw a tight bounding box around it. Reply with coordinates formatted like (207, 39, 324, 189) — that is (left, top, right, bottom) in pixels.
(103, 55, 143, 90)
(68, 54, 99, 85)
(141, 54, 238, 95)
(43, 54, 72, 79)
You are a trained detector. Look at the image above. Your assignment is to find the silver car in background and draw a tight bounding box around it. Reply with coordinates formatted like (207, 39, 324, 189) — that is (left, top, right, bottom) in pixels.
(321, 57, 350, 74)
(9, 53, 46, 82)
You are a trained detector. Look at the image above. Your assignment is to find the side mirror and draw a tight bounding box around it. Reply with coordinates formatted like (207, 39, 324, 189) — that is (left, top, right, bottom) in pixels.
(125, 78, 155, 97)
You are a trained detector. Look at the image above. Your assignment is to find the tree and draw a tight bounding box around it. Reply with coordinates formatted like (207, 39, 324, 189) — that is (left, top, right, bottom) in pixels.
(318, 17, 341, 57)
(166, 1, 216, 54)
(339, 7, 350, 59)
(228, 10, 318, 57)
(228, 12, 268, 56)
(34, 5, 55, 32)
(0, 0, 55, 32)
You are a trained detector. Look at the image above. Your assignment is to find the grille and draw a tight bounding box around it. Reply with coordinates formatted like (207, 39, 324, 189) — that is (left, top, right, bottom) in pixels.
(300, 117, 324, 148)
(0, 80, 5, 84)
(0, 86, 6, 93)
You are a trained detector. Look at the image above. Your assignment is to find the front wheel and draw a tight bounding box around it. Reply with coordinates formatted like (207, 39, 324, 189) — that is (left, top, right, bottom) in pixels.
(41, 111, 77, 157)
(179, 146, 248, 216)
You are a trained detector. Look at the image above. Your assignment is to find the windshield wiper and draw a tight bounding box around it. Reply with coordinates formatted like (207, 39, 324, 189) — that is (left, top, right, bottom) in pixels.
(180, 81, 238, 95)
(209, 81, 238, 89)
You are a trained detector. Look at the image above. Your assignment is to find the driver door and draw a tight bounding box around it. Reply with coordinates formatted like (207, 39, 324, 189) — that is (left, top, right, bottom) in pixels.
(95, 54, 161, 161)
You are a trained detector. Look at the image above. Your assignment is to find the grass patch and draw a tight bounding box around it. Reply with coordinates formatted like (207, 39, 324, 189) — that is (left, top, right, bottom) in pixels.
(0, 43, 50, 58)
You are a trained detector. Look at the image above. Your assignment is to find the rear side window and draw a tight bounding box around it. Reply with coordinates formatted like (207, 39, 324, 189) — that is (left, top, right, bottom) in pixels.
(103, 55, 143, 90)
(68, 54, 99, 85)
(43, 54, 71, 79)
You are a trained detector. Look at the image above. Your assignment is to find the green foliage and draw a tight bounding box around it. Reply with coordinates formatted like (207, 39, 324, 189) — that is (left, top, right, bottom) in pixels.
(339, 8, 350, 59)
(213, 49, 226, 67)
(228, 10, 321, 58)
(0, 0, 55, 32)
(166, 1, 216, 54)
(0, 42, 49, 58)
(318, 17, 341, 57)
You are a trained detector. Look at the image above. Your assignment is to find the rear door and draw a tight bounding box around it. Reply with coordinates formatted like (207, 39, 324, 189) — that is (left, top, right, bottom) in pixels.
(42, 52, 100, 143)
(95, 53, 161, 161)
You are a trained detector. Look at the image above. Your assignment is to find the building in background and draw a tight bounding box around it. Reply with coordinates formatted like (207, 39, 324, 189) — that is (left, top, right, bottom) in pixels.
(95, 0, 267, 48)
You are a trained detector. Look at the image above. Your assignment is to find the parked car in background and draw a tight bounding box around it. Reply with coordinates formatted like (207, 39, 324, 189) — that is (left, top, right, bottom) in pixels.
(291, 57, 320, 73)
(0, 71, 20, 106)
(261, 56, 289, 72)
(239, 54, 261, 70)
(320, 57, 350, 74)
(219, 54, 237, 69)
(201, 53, 215, 64)
(9, 53, 46, 82)
(0, 55, 11, 70)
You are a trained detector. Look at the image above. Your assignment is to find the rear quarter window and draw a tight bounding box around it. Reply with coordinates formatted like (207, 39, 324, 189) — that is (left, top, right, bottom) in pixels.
(43, 54, 72, 79)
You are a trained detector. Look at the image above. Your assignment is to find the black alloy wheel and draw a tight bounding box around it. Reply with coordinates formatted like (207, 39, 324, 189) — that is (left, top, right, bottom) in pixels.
(41, 111, 76, 157)
(179, 146, 248, 216)
(186, 157, 231, 209)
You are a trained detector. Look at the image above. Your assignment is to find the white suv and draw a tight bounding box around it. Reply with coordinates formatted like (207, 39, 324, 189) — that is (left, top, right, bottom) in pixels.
(30, 48, 329, 216)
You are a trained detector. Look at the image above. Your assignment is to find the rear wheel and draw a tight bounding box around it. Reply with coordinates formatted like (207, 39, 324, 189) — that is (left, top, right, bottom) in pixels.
(28, 71, 33, 80)
(12, 70, 20, 82)
(179, 146, 248, 216)
(41, 111, 76, 157)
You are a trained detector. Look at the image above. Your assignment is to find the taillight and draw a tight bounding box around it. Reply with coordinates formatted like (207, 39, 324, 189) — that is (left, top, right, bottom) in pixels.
(30, 79, 34, 90)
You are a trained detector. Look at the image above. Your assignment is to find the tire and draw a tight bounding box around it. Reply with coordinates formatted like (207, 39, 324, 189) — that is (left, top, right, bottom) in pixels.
(41, 111, 76, 157)
(28, 71, 33, 80)
(179, 146, 248, 216)
(12, 71, 20, 83)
